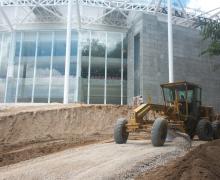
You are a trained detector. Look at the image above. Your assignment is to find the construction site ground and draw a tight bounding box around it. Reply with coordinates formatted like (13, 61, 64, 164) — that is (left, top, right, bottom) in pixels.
(0, 104, 218, 180)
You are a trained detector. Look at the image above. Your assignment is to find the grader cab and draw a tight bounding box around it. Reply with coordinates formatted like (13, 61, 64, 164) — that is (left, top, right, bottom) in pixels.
(114, 81, 220, 146)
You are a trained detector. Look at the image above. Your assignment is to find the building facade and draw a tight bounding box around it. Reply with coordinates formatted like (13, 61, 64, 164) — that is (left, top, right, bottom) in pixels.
(0, 1, 220, 112)
(127, 14, 220, 112)
(0, 30, 127, 104)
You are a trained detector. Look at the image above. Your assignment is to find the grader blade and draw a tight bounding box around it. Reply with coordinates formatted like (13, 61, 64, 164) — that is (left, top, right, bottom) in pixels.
(166, 129, 191, 149)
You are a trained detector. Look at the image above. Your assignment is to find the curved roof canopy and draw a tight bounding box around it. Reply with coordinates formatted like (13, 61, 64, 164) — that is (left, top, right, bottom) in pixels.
(0, 0, 219, 31)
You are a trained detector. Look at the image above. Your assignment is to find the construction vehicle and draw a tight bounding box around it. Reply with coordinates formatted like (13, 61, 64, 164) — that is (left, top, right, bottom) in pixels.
(114, 81, 220, 146)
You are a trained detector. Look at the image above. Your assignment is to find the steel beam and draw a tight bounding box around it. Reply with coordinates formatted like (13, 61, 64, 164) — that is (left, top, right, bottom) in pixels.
(76, 0, 81, 29)
(0, 6, 13, 31)
(1, 0, 217, 29)
(154, 0, 162, 15)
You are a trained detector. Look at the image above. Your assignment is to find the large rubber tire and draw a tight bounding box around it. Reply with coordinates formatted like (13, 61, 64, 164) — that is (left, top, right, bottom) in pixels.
(196, 119, 213, 141)
(151, 118, 168, 147)
(114, 118, 129, 144)
(212, 121, 220, 139)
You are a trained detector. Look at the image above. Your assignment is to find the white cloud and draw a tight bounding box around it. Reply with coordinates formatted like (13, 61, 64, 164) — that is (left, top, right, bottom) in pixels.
(187, 0, 220, 12)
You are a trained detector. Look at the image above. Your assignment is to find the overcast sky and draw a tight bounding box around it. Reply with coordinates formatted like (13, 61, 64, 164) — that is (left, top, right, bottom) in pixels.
(187, 0, 220, 11)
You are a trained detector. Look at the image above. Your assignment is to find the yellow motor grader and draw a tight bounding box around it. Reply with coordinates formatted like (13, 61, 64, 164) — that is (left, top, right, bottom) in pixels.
(114, 81, 220, 146)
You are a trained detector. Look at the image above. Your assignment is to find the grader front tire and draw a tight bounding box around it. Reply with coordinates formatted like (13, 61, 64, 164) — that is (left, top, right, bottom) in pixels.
(114, 118, 129, 144)
(151, 118, 168, 147)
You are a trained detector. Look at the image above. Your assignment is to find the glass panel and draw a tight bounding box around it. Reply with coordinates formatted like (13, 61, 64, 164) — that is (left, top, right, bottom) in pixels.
(178, 90, 185, 100)
(17, 32, 36, 102)
(0, 33, 11, 102)
(107, 32, 121, 104)
(163, 88, 175, 103)
(69, 30, 78, 103)
(90, 31, 105, 104)
(80, 30, 90, 103)
(34, 32, 52, 102)
(0, 33, 3, 102)
(6, 32, 21, 102)
(123, 35, 128, 104)
(50, 31, 65, 103)
(187, 90, 193, 103)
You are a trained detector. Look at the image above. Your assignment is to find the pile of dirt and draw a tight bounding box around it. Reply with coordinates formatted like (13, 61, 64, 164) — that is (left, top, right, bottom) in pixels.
(0, 104, 131, 167)
(138, 139, 220, 180)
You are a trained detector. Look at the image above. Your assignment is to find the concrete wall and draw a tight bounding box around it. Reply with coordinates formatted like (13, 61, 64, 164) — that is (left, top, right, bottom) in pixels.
(127, 13, 220, 112)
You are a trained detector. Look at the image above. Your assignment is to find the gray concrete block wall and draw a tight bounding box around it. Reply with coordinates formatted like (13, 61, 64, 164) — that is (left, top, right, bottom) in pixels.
(127, 29, 135, 105)
(127, 13, 220, 112)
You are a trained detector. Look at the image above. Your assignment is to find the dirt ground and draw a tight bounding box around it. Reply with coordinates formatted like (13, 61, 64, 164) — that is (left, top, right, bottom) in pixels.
(0, 139, 204, 180)
(0, 104, 218, 180)
(0, 104, 131, 167)
(137, 139, 220, 180)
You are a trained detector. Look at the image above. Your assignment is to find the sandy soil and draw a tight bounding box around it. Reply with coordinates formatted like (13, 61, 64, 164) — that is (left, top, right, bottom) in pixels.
(0, 104, 131, 167)
(0, 139, 204, 180)
(137, 139, 220, 180)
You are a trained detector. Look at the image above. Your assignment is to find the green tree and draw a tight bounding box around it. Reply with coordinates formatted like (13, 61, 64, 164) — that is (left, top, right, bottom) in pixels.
(200, 19, 220, 56)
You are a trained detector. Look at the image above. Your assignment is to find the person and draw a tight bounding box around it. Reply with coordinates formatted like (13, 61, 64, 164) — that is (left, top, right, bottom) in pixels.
(180, 95, 185, 102)
(139, 95, 144, 105)
(179, 94, 186, 114)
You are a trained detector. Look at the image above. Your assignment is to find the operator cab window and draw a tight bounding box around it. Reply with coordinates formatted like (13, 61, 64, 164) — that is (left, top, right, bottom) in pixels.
(187, 90, 193, 103)
(163, 88, 175, 103)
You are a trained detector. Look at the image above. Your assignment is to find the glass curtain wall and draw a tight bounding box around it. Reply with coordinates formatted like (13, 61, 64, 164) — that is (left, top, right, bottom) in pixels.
(79, 30, 128, 104)
(34, 32, 52, 102)
(5, 33, 16, 103)
(90, 31, 106, 104)
(50, 31, 65, 103)
(17, 32, 36, 102)
(3, 30, 78, 103)
(81, 30, 90, 103)
(107, 32, 122, 104)
(1, 29, 127, 104)
(69, 31, 78, 103)
(0, 33, 11, 103)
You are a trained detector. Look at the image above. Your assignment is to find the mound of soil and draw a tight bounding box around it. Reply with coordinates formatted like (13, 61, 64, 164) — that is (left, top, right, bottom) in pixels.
(0, 104, 131, 167)
(138, 140, 220, 180)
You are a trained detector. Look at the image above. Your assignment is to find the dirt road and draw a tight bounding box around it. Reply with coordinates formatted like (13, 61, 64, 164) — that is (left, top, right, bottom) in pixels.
(0, 139, 203, 180)
(138, 139, 220, 180)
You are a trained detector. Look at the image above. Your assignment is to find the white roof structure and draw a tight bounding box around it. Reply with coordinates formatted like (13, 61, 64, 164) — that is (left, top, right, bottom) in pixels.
(0, 0, 220, 32)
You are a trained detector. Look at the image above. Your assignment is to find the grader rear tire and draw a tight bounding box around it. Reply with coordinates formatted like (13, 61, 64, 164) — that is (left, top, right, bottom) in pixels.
(151, 118, 168, 147)
(196, 119, 213, 141)
(114, 118, 129, 144)
(212, 121, 220, 139)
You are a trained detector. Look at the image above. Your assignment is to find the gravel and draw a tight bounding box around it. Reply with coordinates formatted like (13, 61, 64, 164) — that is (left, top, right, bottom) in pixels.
(0, 140, 205, 180)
